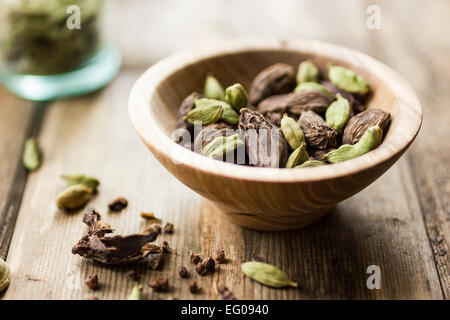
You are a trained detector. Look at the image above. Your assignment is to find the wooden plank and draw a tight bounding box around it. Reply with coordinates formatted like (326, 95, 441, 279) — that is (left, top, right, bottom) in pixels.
(3, 70, 442, 299)
(0, 87, 36, 259)
(364, 0, 450, 298)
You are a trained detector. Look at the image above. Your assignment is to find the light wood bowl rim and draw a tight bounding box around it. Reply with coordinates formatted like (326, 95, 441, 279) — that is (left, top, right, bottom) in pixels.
(129, 38, 422, 183)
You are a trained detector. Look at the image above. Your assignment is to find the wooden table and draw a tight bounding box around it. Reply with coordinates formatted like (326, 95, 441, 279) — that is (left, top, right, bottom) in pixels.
(0, 0, 448, 299)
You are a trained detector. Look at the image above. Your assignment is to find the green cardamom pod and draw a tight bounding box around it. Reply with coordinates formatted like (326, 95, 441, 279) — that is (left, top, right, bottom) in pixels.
(328, 65, 370, 95)
(56, 184, 93, 210)
(204, 74, 225, 100)
(326, 125, 383, 163)
(61, 174, 100, 192)
(194, 98, 238, 125)
(224, 83, 248, 111)
(0, 257, 11, 292)
(296, 160, 325, 168)
(285, 142, 309, 168)
(202, 134, 244, 159)
(128, 284, 146, 300)
(23, 138, 41, 171)
(241, 261, 298, 288)
(325, 93, 351, 133)
(184, 101, 223, 125)
(294, 82, 334, 99)
(280, 114, 305, 150)
(297, 60, 319, 83)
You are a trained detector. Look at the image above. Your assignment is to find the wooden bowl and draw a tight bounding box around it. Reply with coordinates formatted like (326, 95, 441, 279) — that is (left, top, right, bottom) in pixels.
(129, 39, 422, 231)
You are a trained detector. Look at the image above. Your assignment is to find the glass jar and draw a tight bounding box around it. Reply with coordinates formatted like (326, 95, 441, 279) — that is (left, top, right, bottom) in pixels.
(0, 0, 121, 101)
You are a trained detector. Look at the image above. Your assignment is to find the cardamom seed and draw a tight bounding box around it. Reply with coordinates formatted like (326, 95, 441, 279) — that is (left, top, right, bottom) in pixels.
(325, 93, 351, 133)
(128, 284, 146, 300)
(286, 90, 334, 115)
(202, 134, 244, 159)
(326, 125, 383, 163)
(296, 159, 325, 168)
(298, 111, 338, 150)
(285, 142, 309, 168)
(241, 261, 298, 288)
(56, 184, 93, 210)
(221, 104, 240, 125)
(294, 82, 334, 99)
(194, 98, 238, 124)
(297, 60, 320, 83)
(61, 174, 100, 192)
(249, 63, 296, 106)
(23, 138, 41, 171)
(280, 114, 305, 150)
(0, 257, 11, 292)
(225, 83, 248, 111)
(328, 65, 370, 95)
(342, 108, 391, 145)
(184, 100, 223, 125)
(204, 74, 225, 100)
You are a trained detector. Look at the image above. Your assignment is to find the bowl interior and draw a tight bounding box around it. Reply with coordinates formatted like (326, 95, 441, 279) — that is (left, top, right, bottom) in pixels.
(151, 50, 396, 137)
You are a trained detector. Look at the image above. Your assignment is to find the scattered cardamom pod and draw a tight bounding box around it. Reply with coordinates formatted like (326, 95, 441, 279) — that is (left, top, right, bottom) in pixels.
(328, 65, 370, 95)
(294, 82, 334, 100)
(342, 108, 391, 145)
(297, 60, 320, 83)
(296, 160, 325, 168)
(204, 74, 225, 100)
(128, 284, 146, 300)
(56, 184, 93, 210)
(184, 101, 223, 125)
(241, 261, 298, 288)
(325, 93, 351, 133)
(23, 138, 41, 171)
(280, 114, 305, 150)
(326, 125, 383, 163)
(221, 104, 240, 125)
(225, 83, 248, 111)
(0, 257, 11, 292)
(61, 174, 100, 192)
(285, 142, 309, 168)
(202, 134, 244, 159)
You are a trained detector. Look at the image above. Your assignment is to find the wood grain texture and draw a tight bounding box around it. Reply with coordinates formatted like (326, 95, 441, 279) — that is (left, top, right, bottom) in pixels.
(129, 39, 421, 231)
(2, 71, 440, 300)
(1, 0, 449, 299)
(0, 87, 35, 259)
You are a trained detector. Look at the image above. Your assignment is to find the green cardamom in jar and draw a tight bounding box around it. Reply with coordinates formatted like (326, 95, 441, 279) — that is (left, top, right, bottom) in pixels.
(285, 142, 309, 168)
(241, 261, 298, 288)
(280, 114, 305, 150)
(56, 184, 93, 210)
(326, 125, 383, 163)
(0, 258, 11, 292)
(294, 82, 334, 99)
(328, 65, 370, 95)
(297, 60, 319, 83)
(204, 74, 225, 100)
(225, 83, 248, 111)
(23, 138, 41, 171)
(184, 101, 223, 125)
(128, 284, 146, 300)
(202, 134, 244, 159)
(296, 160, 325, 168)
(61, 174, 100, 192)
(325, 93, 351, 133)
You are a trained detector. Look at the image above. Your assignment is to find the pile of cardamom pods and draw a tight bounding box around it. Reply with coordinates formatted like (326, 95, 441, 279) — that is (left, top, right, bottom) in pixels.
(175, 60, 391, 168)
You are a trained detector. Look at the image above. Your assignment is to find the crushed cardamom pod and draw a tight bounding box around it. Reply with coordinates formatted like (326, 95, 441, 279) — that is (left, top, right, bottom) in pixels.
(140, 212, 162, 223)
